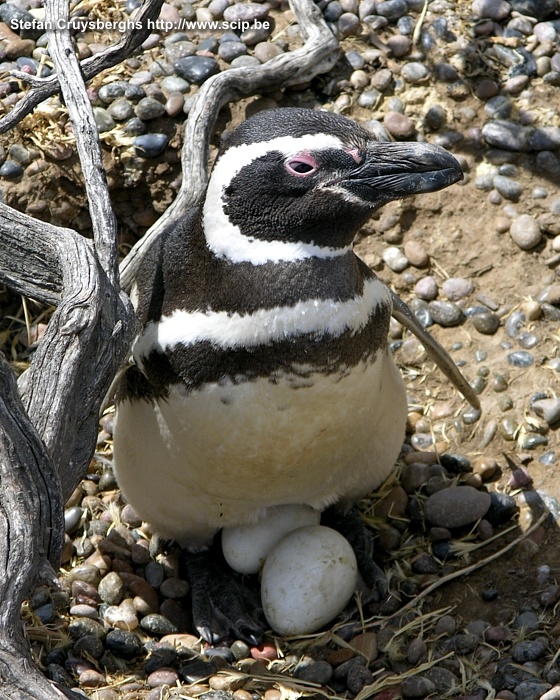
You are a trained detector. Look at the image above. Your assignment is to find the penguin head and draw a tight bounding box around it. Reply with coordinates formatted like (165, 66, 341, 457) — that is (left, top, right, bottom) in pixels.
(203, 108, 462, 264)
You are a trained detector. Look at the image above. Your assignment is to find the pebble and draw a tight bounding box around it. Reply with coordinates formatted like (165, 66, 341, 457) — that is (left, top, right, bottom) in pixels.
(105, 629, 143, 660)
(428, 300, 465, 327)
(147, 667, 179, 688)
(383, 246, 409, 272)
(134, 134, 169, 158)
(135, 97, 166, 120)
(510, 215, 542, 250)
(532, 398, 560, 427)
(442, 277, 474, 300)
(493, 174, 523, 200)
(384, 111, 416, 139)
(0, 160, 24, 178)
(508, 350, 534, 367)
(98, 572, 125, 606)
(174, 56, 220, 84)
(376, 0, 408, 21)
(482, 120, 531, 151)
(140, 614, 178, 635)
(401, 676, 436, 698)
(424, 486, 491, 528)
(401, 62, 430, 84)
(295, 660, 333, 685)
(471, 312, 500, 334)
(414, 276, 438, 300)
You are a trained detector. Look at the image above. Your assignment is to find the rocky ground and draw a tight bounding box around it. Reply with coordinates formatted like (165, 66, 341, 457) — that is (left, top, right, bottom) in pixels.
(2, 0, 560, 698)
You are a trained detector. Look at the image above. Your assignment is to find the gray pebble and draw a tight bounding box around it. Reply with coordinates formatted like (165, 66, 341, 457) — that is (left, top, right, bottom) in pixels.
(423, 667, 461, 692)
(505, 310, 525, 338)
(241, 24, 273, 45)
(424, 486, 491, 528)
(401, 62, 430, 84)
(253, 42, 283, 63)
(174, 56, 220, 84)
(159, 577, 189, 599)
(68, 617, 106, 641)
(121, 117, 147, 136)
(8, 143, 31, 164)
(532, 398, 560, 427)
(164, 41, 197, 63)
(74, 634, 105, 661)
(493, 174, 523, 200)
(512, 640, 548, 663)
(295, 660, 333, 685)
(98, 572, 125, 606)
(218, 40, 247, 62)
(223, 2, 268, 22)
(323, 1, 343, 21)
(428, 300, 465, 327)
(401, 676, 436, 698)
(509, 215, 541, 249)
(376, 0, 408, 21)
(134, 134, 169, 158)
(161, 76, 190, 93)
(530, 126, 560, 151)
(507, 350, 534, 367)
(140, 614, 178, 635)
(471, 312, 500, 335)
(358, 90, 381, 108)
(34, 603, 55, 624)
(338, 12, 362, 36)
(515, 682, 552, 700)
(347, 665, 374, 694)
(471, 0, 512, 20)
(230, 55, 261, 68)
(108, 98, 134, 121)
(406, 637, 427, 665)
(135, 97, 165, 120)
(345, 49, 365, 70)
(434, 615, 456, 636)
(64, 506, 84, 534)
(482, 120, 531, 151)
(414, 276, 438, 300)
(105, 629, 144, 660)
(425, 104, 446, 130)
(0, 160, 24, 178)
(93, 107, 115, 133)
(442, 277, 473, 301)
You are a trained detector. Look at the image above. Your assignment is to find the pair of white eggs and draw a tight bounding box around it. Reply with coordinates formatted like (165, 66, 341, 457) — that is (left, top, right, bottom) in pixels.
(221, 505, 358, 636)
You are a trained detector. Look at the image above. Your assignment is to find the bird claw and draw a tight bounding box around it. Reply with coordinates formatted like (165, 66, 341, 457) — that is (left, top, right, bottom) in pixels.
(182, 548, 265, 646)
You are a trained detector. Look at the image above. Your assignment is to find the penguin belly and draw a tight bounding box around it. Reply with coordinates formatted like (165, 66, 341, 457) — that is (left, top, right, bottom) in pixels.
(113, 348, 407, 545)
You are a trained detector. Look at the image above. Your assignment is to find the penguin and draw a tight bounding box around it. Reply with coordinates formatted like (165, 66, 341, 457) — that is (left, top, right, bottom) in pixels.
(113, 107, 464, 644)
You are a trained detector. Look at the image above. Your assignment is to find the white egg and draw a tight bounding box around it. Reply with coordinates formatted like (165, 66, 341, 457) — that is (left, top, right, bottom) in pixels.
(222, 504, 321, 575)
(261, 525, 358, 636)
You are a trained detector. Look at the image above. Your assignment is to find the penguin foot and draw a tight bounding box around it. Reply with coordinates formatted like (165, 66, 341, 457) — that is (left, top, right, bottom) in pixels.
(322, 506, 388, 602)
(182, 548, 264, 646)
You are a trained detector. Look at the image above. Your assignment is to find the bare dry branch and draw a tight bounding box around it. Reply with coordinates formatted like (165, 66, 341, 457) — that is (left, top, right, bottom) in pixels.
(45, 0, 119, 285)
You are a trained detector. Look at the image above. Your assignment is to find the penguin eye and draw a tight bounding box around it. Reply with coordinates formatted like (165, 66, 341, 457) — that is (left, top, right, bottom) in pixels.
(285, 154, 318, 177)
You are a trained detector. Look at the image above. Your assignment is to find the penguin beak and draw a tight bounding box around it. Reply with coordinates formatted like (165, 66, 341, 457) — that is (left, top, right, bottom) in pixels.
(338, 142, 463, 205)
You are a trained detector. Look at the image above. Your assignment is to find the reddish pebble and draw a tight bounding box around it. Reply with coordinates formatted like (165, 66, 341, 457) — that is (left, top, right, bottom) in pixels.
(79, 669, 106, 688)
(147, 667, 179, 688)
(250, 642, 278, 661)
(349, 632, 378, 661)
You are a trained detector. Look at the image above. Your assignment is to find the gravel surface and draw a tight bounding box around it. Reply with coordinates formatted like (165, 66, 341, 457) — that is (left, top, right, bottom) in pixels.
(1, 0, 560, 698)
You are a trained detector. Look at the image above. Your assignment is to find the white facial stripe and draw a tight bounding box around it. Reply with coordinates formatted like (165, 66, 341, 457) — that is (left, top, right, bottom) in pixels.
(133, 277, 388, 360)
(203, 133, 351, 265)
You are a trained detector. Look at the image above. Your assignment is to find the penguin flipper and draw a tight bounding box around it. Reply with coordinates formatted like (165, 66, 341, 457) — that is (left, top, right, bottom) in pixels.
(182, 548, 264, 646)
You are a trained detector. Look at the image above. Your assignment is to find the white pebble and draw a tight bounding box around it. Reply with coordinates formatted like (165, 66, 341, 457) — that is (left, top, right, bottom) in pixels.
(510, 214, 542, 250)
(383, 246, 409, 272)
